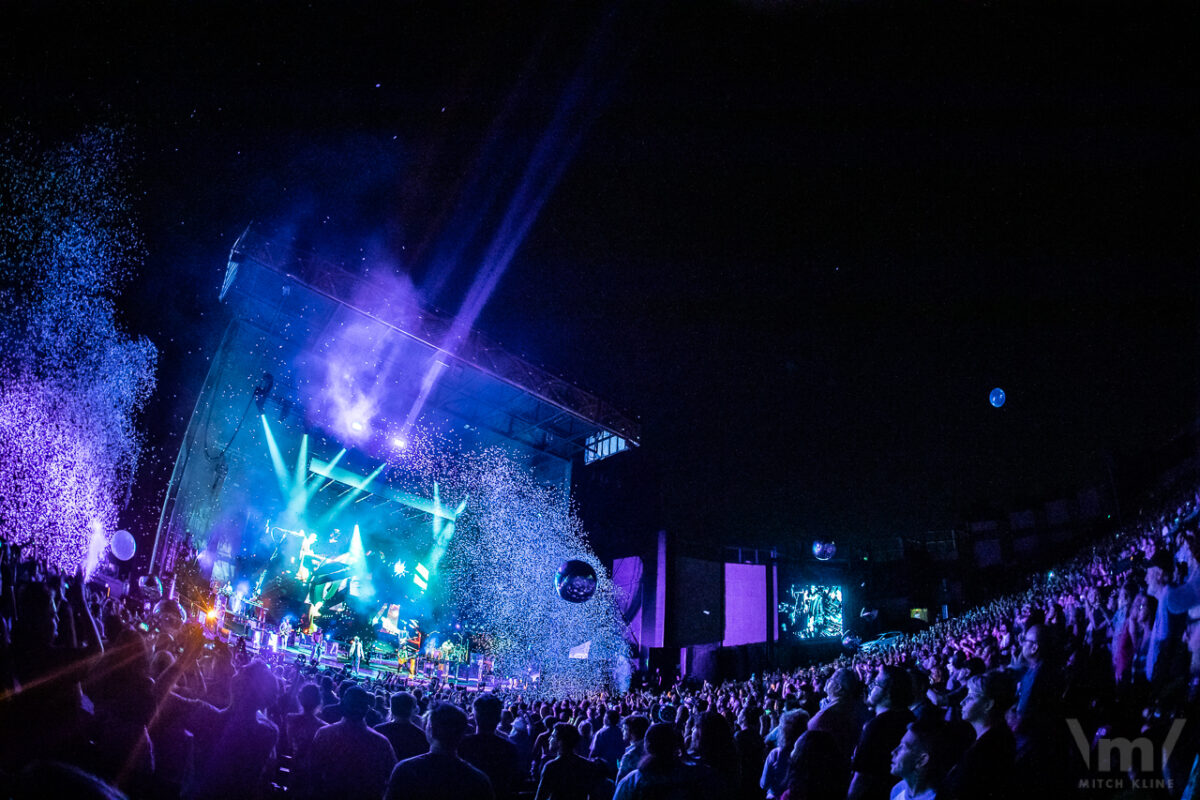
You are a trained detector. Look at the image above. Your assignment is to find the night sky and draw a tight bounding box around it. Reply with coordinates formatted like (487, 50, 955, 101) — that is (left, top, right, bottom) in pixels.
(3, 1, 1197, 559)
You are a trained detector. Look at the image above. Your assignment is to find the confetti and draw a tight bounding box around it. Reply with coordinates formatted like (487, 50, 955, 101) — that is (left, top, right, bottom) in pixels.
(0, 127, 157, 571)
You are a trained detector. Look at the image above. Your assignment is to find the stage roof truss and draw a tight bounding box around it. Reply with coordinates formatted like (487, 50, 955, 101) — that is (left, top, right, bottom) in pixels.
(224, 229, 639, 465)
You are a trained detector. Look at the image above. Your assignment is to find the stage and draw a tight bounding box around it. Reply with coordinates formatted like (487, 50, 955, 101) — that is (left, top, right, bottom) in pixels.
(150, 231, 638, 695)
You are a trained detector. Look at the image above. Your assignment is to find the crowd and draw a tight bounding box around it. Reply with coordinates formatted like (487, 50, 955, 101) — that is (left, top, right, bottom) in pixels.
(3, 482, 1200, 799)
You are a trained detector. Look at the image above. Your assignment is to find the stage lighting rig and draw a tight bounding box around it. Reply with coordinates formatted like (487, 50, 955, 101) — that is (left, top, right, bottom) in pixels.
(253, 372, 274, 413)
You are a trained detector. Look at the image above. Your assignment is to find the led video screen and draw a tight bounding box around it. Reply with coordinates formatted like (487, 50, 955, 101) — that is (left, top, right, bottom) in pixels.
(778, 583, 843, 640)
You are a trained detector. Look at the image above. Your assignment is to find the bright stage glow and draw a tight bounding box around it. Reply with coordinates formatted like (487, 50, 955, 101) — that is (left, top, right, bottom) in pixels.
(350, 420, 365, 432)
(206, 405, 622, 696)
(391, 437, 407, 449)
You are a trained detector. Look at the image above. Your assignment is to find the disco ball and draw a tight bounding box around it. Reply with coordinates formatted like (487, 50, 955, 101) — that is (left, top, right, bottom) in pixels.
(812, 540, 837, 561)
(989, 387, 1006, 408)
(137, 575, 163, 598)
(152, 598, 187, 631)
(555, 559, 598, 603)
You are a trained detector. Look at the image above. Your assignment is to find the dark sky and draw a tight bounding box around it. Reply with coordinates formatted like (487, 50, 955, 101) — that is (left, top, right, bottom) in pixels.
(3, 1, 1198, 555)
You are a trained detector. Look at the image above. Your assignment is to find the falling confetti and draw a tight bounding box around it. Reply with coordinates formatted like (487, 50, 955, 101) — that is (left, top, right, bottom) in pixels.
(435, 447, 627, 698)
(0, 126, 157, 571)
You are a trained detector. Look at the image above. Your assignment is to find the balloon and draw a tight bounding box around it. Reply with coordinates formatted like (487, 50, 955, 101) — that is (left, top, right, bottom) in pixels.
(812, 540, 837, 561)
(989, 387, 1006, 408)
(110, 529, 136, 561)
(555, 559, 598, 603)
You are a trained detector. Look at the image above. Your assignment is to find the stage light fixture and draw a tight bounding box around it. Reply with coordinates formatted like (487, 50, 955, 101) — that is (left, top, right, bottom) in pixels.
(350, 420, 365, 432)
(253, 372, 274, 413)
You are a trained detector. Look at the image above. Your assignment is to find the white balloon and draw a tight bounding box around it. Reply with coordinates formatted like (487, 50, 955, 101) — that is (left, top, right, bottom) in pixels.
(111, 529, 137, 561)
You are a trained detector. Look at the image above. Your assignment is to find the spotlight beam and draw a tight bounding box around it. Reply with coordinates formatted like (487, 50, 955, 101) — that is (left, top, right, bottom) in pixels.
(319, 461, 386, 523)
(309, 458, 460, 521)
(402, 14, 619, 432)
(260, 416, 290, 496)
(294, 433, 308, 493)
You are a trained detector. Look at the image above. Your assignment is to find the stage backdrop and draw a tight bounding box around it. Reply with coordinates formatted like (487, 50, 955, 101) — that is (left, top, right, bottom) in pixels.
(723, 562, 767, 646)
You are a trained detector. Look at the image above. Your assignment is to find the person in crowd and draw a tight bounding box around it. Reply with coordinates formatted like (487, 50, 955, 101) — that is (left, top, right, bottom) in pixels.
(848, 665, 915, 800)
(460, 692, 521, 800)
(808, 668, 871, 763)
(533, 722, 608, 800)
(886, 719, 950, 800)
(733, 705, 766, 800)
(180, 658, 280, 800)
(386, 701, 494, 800)
(375, 691, 430, 763)
(939, 670, 1015, 800)
(782, 729, 849, 800)
(509, 715, 536, 778)
(308, 684, 396, 799)
(691, 710, 739, 796)
(285, 681, 327, 799)
(761, 709, 808, 799)
(1114, 590, 1156, 689)
(287, 682, 326, 759)
(614, 722, 702, 800)
(590, 707, 626, 775)
(616, 713, 650, 785)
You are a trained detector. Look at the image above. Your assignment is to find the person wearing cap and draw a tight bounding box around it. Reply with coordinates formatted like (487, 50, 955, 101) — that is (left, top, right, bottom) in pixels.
(309, 684, 397, 799)
(509, 714, 535, 778)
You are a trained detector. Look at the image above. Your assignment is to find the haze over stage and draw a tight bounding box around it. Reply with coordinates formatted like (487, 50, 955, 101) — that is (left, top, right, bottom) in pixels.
(154, 230, 639, 575)
(148, 232, 633, 695)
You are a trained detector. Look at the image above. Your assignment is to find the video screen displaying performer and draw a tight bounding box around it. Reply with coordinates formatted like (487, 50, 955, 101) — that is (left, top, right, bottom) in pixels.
(373, 604, 422, 658)
(779, 583, 843, 640)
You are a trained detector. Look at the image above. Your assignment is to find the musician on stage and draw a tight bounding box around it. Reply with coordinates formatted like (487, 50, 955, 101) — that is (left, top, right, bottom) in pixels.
(349, 635, 365, 674)
(310, 627, 323, 664)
